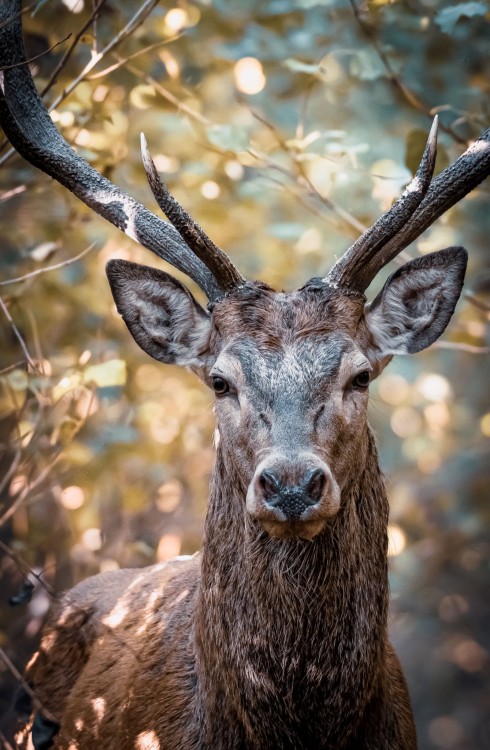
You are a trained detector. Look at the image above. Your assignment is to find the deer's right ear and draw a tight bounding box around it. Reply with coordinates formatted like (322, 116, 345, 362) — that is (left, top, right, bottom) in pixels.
(106, 259, 212, 367)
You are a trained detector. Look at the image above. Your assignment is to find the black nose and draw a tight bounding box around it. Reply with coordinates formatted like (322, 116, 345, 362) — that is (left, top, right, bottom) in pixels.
(259, 467, 326, 520)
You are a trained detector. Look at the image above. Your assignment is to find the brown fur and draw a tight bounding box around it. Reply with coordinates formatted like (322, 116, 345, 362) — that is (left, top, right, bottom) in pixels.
(19, 269, 468, 749)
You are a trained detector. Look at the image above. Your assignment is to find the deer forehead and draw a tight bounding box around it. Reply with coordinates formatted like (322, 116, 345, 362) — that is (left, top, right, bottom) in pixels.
(212, 336, 369, 396)
(211, 284, 366, 342)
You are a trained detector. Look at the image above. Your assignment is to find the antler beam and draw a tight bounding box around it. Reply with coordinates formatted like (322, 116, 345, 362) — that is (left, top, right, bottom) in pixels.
(0, 0, 224, 300)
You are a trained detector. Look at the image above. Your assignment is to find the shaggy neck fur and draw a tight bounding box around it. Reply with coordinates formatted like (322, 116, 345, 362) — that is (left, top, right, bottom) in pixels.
(195, 429, 390, 750)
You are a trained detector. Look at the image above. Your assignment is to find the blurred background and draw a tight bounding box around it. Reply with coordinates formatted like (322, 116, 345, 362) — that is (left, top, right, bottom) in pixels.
(0, 0, 489, 747)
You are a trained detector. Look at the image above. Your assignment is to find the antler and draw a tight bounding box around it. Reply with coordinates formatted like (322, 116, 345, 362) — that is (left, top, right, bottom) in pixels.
(326, 122, 490, 293)
(140, 134, 245, 293)
(0, 0, 242, 301)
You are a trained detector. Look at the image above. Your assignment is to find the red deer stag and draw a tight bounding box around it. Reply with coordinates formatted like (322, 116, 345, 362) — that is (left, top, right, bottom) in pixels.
(1, 2, 489, 749)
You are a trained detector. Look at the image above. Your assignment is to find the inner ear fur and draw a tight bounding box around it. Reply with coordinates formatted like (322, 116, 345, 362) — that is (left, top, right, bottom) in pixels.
(365, 246, 467, 357)
(106, 259, 212, 366)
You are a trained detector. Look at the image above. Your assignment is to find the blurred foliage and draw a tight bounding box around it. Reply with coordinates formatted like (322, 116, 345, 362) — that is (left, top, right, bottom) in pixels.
(0, 0, 489, 747)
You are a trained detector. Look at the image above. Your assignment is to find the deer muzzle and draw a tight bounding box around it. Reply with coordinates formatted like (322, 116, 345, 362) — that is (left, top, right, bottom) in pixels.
(246, 454, 341, 540)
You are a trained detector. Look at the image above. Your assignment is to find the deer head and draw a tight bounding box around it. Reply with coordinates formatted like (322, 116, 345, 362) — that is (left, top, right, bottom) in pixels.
(0, 0, 487, 543)
(103, 127, 467, 541)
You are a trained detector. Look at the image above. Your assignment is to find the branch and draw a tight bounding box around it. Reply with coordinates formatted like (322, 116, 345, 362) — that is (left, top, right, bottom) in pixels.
(40, 0, 108, 96)
(0, 242, 96, 286)
(433, 340, 490, 354)
(0, 0, 222, 299)
(349, 0, 467, 145)
(0, 295, 35, 368)
(0, 646, 58, 724)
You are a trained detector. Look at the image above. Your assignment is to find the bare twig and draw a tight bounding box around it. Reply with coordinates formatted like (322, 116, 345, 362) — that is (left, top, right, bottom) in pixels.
(245, 107, 370, 236)
(0, 242, 96, 286)
(433, 341, 490, 354)
(349, 0, 467, 145)
(0, 646, 58, 723)
(0, 454, 61, 529)
(0, 184, 27, 200)
(87, 36, 181, 80)
(45, 0, 161, 111)
(0, 450, 21, 497)
(0, 360, 25, 374)
(40, 0, 107, 96)
(0, 33, 71, 71)
(0, 1, 36, 32)
(146, 72, 211, 126)
(0, 539, 57, 598)
(0, 295, 35, 368)
(0, 0, 161, 167)
(0, 728, 14, 750)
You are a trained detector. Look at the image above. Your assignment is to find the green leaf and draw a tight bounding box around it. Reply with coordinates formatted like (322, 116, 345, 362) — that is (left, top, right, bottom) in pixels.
(206, 125, 249, 153)
(4, 369, 29, 392)
(83, 359, 127, 388)
(283, 59, 322, 75)
(349, 49, 386, 81)
(435, 2, 488, 34)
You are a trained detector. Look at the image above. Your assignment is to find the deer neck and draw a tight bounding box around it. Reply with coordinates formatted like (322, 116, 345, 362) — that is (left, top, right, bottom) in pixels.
(195, 429, 390, 747)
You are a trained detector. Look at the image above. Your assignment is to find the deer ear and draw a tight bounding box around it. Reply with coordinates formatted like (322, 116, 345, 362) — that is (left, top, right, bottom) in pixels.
(365, 247, 467, 356)
(106, 259, 212, 366)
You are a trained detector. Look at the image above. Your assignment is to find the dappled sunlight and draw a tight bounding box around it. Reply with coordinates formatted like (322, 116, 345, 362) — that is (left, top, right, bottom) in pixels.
(39, 629, 58, 654)
(168, 589, 189, 609)
(135, 730, 160, 750)
(74, 718, 84, 732)
(91, 696, 106, 724)
(102, 601, 130, 630)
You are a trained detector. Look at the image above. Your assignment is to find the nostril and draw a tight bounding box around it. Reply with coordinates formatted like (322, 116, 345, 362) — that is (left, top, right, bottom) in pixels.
(304, 468, 326, 504)
(259, 469, 281, 500)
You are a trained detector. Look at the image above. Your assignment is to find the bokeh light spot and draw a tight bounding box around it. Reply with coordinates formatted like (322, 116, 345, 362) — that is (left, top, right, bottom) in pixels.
(82, 528, 102, 551)
(480, 412, 490, 436)
(60, 485, 85, 510)
(378, 373, 410, 405)
(234, 57, 266, 94)
(416, 373, 451, 402)
(165, 8, 189, 32)
(390, 407, 422, 437)
(157, 533, 182, 562)
(428, 716, 465, 748)
(387, 524, 407, 557)
(224, 160, 244, 180)
(201, 180, 220, 199)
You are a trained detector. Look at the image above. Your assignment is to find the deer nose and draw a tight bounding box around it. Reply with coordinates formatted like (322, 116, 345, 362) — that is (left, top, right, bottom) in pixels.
(259, 467, 327, 520)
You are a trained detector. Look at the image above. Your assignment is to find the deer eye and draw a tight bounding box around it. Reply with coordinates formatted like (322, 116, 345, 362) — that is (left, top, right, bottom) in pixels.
(352, 370, 371, 389)
(212, 376, 230, 395)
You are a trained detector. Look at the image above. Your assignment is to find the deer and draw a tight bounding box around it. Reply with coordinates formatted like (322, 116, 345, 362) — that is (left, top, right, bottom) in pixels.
(1, 2, 490, 749)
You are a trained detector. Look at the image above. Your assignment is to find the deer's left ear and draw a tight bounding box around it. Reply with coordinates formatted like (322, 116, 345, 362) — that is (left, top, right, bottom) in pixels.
(365, 246, 467, 356)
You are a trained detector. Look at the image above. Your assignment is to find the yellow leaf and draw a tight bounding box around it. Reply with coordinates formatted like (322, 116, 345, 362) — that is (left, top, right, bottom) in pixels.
(83, 359, 127, 388)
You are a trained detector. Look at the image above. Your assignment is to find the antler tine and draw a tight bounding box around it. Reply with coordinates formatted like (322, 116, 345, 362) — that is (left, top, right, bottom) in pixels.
(0, 0, 222, 301)
(141, 134, 245, 295)
(326, 116, 439, 293)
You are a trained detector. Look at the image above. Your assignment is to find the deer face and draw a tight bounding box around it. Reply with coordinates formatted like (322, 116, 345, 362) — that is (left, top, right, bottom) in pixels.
(107, 247, 466, 540)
